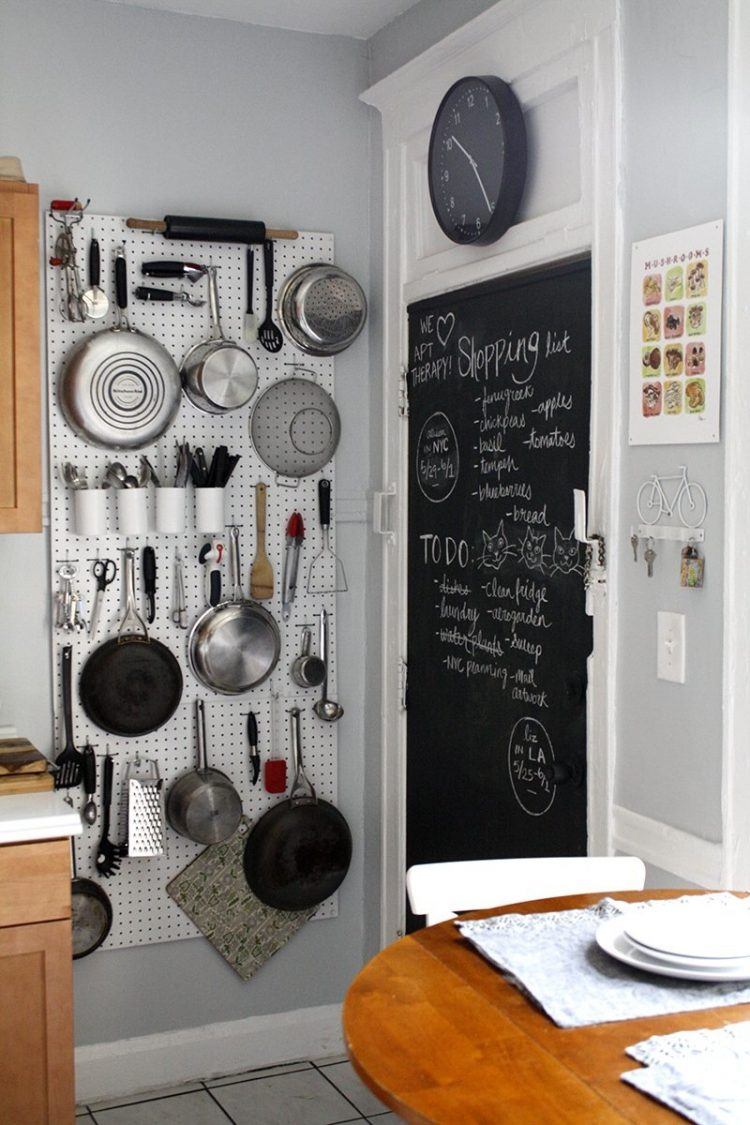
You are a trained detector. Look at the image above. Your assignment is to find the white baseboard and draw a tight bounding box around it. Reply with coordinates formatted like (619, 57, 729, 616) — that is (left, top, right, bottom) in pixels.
(612, 804, 723, 888)
(74, 1003, 344, 1105)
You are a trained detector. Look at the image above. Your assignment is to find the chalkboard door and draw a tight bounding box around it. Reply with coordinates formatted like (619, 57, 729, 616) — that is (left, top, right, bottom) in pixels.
(406, 259, 592, 928)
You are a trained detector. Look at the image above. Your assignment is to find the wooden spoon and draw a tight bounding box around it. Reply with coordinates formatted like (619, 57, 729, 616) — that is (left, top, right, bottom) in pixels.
(250, 482, 273, 600)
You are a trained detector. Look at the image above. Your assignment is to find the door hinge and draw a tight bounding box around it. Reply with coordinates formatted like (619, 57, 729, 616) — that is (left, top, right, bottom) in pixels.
(398, 366, 409, 418)
(398, 657, 408, 711)
(373, 485, 397, 543)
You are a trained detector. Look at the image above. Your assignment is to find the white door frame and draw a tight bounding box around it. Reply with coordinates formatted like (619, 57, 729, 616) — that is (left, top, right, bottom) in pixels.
(721, 0, 750, 891)
(362, 0, 624, 945)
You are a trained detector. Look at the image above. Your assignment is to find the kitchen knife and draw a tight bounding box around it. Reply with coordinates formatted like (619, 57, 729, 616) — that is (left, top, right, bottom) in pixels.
(142, 546, 156, 624)
(247, 711, 260, 786)
(141, 260, 207, 283)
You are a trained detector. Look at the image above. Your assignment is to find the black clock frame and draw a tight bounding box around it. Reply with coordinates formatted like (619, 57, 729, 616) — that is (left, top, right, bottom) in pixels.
(428, 74, 527, 247)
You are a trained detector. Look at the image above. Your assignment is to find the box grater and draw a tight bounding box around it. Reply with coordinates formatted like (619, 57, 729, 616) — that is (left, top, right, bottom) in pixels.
(126, 757, 165, 857)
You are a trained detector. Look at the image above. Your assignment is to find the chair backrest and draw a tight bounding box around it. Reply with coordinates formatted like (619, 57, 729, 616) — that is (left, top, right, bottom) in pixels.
(406, 856, 646, 926)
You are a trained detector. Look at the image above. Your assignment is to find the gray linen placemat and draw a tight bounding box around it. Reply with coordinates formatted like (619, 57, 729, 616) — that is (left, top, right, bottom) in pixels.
(457, 894, 750, 1028)
(622, 1021, 750, 1124)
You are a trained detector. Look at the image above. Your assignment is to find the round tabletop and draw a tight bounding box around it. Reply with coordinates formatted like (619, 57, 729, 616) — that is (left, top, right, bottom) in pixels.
(343, 890, 750, 1124)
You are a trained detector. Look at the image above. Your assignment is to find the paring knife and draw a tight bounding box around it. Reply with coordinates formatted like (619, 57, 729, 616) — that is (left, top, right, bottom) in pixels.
(246, 711, 260, 786)
(142, 546, 156, 624)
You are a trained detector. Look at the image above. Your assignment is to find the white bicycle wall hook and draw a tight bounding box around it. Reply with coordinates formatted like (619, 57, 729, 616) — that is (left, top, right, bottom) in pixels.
(636, 465, 707, 530)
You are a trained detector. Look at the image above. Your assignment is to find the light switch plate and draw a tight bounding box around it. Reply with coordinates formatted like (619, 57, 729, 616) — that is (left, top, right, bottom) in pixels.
(657, 611, 686, 683)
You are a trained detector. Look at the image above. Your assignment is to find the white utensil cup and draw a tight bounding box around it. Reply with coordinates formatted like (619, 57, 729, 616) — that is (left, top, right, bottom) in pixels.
(195, 487, 225, 532)
(116, 489, 149, 535)
(73, 488, 108, 536)
(155, 487, 187, 534)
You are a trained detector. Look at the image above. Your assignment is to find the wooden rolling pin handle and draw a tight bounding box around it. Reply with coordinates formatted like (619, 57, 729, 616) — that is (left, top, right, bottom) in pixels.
(126, 218, 168, 231)
(266, 228, 299, 240)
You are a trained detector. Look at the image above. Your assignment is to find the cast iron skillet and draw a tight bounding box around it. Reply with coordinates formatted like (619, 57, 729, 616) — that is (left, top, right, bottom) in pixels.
(243, 707, 351, 911)
(80, 548, 182, 737)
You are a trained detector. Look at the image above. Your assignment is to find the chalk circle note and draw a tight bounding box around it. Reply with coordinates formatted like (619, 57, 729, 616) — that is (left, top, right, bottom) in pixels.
(416, 410, 459, 503)
(507, 716, 556, 817)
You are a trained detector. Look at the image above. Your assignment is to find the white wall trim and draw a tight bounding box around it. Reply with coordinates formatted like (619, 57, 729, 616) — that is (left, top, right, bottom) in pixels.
(74, 1003, 344, 1105)
(612, 805, 722, 889)
(362, 0, 621, 947)
(721, 0, 750, 892)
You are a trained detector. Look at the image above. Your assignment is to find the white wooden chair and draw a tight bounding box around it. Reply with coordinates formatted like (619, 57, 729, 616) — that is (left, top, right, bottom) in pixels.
(406, 856, 646, 926)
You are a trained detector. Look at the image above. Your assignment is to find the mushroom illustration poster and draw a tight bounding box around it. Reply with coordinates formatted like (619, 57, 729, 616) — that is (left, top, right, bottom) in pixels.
(629, 220, 723, 445)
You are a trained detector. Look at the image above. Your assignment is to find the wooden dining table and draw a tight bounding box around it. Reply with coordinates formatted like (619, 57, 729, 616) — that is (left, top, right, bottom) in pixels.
(343, 889, 750, 1123)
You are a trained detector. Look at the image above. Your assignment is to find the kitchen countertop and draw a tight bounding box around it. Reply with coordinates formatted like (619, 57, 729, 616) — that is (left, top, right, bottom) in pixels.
(0, 791, 82, 844)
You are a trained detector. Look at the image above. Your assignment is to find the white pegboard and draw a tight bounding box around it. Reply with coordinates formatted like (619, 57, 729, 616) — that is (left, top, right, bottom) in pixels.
(46, 213, 344, 950)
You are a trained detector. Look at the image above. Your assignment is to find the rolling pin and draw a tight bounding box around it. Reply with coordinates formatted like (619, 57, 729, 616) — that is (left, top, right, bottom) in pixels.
(126, 215, 298, 242)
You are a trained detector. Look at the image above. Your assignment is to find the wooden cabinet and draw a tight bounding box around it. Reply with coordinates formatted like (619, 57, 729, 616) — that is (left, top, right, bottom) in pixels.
(0, 839, 75, 1124)
(0, 182, 41, 532)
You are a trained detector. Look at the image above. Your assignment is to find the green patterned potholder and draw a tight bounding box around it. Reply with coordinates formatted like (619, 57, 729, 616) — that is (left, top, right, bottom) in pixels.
(167, 816, 314, 980)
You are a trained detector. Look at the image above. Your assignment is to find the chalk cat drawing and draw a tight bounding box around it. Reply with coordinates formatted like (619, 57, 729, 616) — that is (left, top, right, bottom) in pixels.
(477, 520, 515, 570)
(549, 527, 583, 576)
(518, 528, 547, 574)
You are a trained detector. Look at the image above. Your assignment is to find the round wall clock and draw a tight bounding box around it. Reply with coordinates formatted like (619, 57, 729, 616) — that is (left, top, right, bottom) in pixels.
(428, 75, 527, 247)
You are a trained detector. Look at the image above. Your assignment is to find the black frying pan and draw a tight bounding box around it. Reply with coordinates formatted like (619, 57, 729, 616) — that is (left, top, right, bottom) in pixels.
(70, 841, 112, 959)
(243, 708, 351, 911)
(80, 548, 182, 737)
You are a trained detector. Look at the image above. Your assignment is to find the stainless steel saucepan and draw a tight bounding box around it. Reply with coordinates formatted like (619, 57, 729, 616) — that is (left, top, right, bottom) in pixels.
(59, 248, 182, 449)
(166, 699, 242, 845)
(181, 266, 258, 414)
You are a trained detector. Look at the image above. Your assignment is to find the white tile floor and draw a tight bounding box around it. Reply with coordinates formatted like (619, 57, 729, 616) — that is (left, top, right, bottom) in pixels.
(76, 1057, 403, 1124)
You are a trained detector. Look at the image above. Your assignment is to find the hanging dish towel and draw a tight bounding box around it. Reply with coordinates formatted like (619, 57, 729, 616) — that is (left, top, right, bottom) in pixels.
(622, 1021, 750, 1124)
(167, 816, 314, 979)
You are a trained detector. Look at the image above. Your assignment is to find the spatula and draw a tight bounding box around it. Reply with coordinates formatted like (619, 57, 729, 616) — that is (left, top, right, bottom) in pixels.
(243, 247, 258, 343)
(259, 240, 283, 353)
(307, 479, 348, 594)
(250, 482, 273, 600)
(54, 646, 84, 789)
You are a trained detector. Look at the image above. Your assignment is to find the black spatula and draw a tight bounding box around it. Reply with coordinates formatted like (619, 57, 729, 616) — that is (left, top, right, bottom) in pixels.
(259, 240, 283, 353)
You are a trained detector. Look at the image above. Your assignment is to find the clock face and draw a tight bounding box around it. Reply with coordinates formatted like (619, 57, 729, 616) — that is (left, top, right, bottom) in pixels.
(428, 76, 527, 247)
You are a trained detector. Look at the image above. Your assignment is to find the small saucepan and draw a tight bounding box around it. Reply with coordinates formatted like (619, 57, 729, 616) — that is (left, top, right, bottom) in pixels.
(167, 699, 242, 845)
(181, 266, 258, 414)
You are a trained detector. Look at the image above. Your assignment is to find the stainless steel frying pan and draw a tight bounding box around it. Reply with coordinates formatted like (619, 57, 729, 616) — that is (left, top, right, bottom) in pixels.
(59, 248, 181, 449)
(189, 525, 280, 694)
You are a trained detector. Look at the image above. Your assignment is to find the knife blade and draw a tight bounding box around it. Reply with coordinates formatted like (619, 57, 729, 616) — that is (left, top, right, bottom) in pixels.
(142, 546, 156, 624)
(247, 711, 260, 786)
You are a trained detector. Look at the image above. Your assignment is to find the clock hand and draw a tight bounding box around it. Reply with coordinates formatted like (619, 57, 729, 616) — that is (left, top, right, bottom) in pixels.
(450, 135, 493, 215)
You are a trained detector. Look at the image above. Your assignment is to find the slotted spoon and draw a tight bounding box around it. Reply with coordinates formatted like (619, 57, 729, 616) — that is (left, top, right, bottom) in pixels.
(259, 240, 283, 353)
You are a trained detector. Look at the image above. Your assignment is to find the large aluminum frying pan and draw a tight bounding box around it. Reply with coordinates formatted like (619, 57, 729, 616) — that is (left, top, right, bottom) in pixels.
(59, 250, 181, 449)
(243, 707, 352, 910)
(189, 525, 280, 694)
(250, 372, 340, 481)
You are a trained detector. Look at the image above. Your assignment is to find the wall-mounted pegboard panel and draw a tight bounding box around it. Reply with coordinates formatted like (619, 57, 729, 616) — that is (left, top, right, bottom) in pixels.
(46, 213, 344, 950)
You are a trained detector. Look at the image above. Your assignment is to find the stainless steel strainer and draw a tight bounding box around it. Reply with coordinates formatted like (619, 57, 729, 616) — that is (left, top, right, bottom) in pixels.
(250, 373, 341, 480)
(277, 263, 366, 356)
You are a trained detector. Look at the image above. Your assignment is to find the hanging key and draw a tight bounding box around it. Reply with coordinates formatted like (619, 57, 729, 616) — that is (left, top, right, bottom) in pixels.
(644, 541, 656, 577)
(631, 532, 639, 562)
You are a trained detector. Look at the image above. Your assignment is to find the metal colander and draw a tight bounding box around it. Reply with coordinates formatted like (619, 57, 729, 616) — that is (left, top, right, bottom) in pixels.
(277, 264, 366, 356)
(250, 376, 341, 479)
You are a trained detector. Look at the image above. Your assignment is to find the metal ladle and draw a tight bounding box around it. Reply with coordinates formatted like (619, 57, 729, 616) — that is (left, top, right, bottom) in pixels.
(313, 609, 344, 722)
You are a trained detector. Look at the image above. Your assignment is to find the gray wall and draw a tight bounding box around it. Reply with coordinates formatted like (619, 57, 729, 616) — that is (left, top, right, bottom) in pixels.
(367, 0, 499, 84)
(0, 0, 375, 1045)
(616, 0, 727, 841)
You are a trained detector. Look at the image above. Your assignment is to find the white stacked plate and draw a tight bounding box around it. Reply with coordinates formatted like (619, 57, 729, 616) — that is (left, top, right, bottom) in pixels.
(596, 901, 750, 981)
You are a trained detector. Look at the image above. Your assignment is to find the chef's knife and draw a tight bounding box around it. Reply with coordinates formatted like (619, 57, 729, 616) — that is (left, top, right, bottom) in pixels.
(142, 546, 156, 624)
(247, 711, 260, 786)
